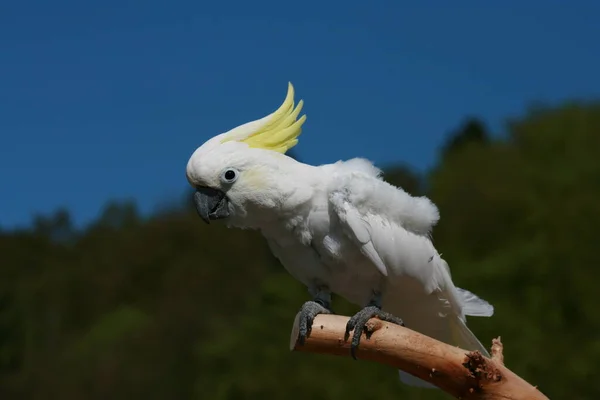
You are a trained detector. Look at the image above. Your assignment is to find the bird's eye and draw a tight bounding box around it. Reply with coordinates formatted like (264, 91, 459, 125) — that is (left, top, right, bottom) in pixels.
(221, 168, 238, 184)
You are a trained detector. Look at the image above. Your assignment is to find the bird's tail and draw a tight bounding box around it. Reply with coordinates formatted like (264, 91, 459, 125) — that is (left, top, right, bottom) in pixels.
(397, 287, 493, 389)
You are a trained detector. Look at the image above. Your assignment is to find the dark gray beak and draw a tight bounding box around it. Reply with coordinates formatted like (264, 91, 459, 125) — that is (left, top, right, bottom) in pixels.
(193, 187, 230, 224)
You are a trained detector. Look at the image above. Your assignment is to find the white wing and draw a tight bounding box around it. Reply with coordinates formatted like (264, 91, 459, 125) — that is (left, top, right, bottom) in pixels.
(328, 159, 493, 389)
(328, 158, 440, 237)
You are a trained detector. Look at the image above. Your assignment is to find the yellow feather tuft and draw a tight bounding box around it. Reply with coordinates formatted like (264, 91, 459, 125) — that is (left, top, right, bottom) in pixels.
(222, 82, 306, 153)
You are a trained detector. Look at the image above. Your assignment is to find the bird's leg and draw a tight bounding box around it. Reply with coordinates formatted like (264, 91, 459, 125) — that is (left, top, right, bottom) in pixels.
(345, 291, 404, 360)
(297, 286, 332, 346)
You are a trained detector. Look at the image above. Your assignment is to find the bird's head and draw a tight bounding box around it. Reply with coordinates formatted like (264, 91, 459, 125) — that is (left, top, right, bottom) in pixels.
(186, 83, 308, 228)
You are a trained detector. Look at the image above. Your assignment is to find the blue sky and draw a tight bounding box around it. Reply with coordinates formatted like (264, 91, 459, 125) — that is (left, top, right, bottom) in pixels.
(1, 1, 599, 229)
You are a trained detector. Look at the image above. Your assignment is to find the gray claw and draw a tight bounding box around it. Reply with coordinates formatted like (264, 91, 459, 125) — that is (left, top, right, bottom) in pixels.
(344, 305, 404, 359)
(297, 300, 332, 345)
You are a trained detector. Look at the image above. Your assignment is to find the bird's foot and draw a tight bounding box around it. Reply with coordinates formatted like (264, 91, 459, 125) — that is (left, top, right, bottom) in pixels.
(297, 300, 332, 346)
(345, 305, 404, 359)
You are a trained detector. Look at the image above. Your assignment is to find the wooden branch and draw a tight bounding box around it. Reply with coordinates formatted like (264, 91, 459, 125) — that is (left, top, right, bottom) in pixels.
(289, 313, 548, 400)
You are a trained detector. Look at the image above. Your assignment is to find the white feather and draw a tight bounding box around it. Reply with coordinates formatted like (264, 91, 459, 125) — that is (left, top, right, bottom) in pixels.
(321, 159, 493, 388)
(186, 142, 494, 391)
(457, 287, 495, 317)
(330, 158, 440, 236)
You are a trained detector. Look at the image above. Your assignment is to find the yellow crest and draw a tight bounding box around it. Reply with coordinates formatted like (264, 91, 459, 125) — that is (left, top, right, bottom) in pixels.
(221, 82, 306, 154)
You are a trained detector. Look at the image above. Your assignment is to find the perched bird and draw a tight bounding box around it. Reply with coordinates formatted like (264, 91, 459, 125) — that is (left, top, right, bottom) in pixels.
(185, 83, 494, 388)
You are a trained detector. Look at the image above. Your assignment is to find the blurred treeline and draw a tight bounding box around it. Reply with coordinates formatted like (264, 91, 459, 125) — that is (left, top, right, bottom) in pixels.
(2, 102, 600, 399)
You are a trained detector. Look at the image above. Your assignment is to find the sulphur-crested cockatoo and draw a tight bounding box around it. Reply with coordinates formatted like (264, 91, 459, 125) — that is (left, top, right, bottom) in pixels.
(185, 83, 494, 389)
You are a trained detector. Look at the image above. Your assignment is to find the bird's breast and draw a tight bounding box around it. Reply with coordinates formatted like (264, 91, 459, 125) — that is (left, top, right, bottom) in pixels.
(263, 211, 384, 307)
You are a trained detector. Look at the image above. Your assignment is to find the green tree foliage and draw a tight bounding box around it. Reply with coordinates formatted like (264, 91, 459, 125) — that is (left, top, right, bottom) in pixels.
(439, 117, 490, 159)
(1, 102, 599, 399)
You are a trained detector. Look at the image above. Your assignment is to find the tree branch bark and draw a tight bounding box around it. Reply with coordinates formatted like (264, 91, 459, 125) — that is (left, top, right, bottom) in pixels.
(289, 313, 548, 400)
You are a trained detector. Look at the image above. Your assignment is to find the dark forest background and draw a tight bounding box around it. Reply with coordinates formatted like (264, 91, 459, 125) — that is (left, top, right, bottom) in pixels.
(2, 102, 599, 399)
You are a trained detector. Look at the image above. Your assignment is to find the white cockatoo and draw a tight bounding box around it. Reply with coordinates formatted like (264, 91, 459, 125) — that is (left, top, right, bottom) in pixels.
(185, 83, 494, 389)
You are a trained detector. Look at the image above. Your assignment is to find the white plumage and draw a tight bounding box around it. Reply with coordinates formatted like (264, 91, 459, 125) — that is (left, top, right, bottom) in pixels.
(185, 83, 494, 389)
(258, 158, 493, 388)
